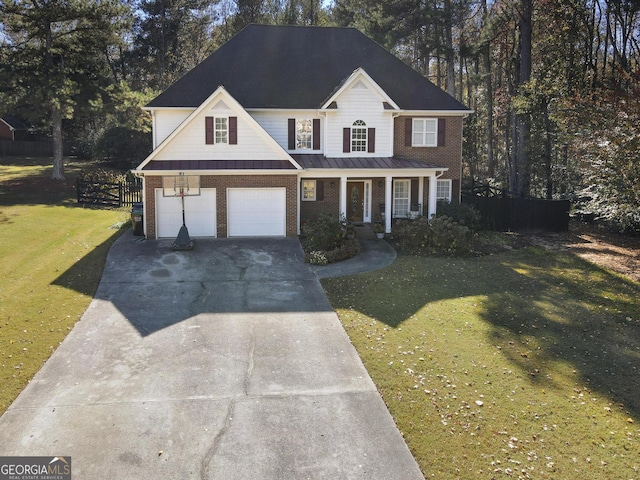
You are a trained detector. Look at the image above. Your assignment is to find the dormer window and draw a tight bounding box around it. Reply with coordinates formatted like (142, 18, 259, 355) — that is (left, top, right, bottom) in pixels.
(351, 120, 367, 152)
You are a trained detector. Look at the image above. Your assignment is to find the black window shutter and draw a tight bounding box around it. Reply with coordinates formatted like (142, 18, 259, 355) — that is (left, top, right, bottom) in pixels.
(437, 118, 446, 146)
(367, 128, 375, 153)
(405, 117, 413, 147)
(312, 119, 320, 150)
(411, 179, 419, 205)
(205, 116, 214, 144)
(343, 128, 350, 153)
(316, 179, 324, 201)
(288, 119, 296, 150)
(229, 116, 237, 145)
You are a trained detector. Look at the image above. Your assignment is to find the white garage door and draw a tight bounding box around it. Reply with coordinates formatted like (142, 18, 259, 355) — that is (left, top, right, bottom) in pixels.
(155, 188, 216, 238)
(227, 188, 286, 237)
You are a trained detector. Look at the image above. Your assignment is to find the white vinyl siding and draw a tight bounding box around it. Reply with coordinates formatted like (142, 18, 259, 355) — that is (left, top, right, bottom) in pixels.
(325, 81, 392, 157)
(153, 108, 282, 161)
(153, 110, 193, 148)
(251, 110, 322, 152)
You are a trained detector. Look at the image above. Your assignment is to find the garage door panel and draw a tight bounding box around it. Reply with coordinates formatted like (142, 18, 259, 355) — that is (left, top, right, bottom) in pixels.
(228, 188, 286, 237)
(156, 188, 216, 238)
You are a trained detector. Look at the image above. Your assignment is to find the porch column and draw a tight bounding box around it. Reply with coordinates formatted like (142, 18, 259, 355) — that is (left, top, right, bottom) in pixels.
(339, 176, 348, 220)
(385, 176, 393, 233)
(428, 174, 438, 218)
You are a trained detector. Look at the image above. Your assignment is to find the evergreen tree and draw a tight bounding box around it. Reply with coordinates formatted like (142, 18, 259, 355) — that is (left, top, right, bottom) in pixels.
(0, 0, 129, 179)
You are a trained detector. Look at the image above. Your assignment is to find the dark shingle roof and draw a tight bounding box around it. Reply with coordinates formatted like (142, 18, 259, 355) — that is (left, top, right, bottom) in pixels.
(147, 24, 468, 111)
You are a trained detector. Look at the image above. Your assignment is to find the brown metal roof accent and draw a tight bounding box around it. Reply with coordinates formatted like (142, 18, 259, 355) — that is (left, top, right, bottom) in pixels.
(291, 154, 445, 170)
(142, 159, 298, 171)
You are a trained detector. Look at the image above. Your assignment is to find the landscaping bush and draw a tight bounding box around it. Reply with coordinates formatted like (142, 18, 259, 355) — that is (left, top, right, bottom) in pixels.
(301, 214, 361, 264)
(301, 213, 346, 252)
(436, 199, 482, 231)
(392, 215, 473, 256)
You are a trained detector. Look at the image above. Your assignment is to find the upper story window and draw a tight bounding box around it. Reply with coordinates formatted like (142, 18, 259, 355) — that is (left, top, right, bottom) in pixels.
(412, 118, 438, 147)
(215, 117, 228, 144)
(206, 116, 237, 145)
(288, 118, 319, 151)
(351, 120, 367, 152)
(296, 119, 312, 149)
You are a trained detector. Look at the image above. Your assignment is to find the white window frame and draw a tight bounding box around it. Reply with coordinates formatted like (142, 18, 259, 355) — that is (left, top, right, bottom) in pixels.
(393, 179, 410, 218)
(302, 179, 316, 201)
(436, 179, 452, 202)
(296, 119, 312, 150)
(215, 116, 228, 144)
(351, 120, 367, 152)
(412, 118, 438, 147)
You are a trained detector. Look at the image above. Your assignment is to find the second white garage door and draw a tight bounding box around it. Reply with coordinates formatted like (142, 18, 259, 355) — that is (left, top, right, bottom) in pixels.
(227, 188, 286, 237)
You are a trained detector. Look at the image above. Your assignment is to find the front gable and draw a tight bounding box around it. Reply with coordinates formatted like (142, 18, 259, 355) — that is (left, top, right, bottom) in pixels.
(322, 69, 398, 158)
(136, 87, 301, 173)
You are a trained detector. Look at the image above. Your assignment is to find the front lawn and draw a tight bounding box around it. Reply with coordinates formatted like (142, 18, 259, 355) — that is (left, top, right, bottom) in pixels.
(322, 248, 640, 479)
(0, 157, 129, 413)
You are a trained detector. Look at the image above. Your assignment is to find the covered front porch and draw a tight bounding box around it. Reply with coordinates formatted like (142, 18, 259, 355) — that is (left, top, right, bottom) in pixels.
(294, 155, 449, 234)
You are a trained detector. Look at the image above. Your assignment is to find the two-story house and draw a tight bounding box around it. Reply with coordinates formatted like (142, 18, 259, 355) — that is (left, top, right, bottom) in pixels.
(133, 24, 471, 239)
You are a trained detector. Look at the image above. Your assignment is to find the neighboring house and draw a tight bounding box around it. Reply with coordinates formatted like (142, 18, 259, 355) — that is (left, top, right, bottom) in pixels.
(133, 24, 472, 239)
(0, 116, 30, 141)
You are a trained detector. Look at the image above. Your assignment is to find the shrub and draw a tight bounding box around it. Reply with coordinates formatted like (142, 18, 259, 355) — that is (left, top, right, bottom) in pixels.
(392, 215, 473, 256)
(301, 213, 346, 252)
(301, 214, 361, 264)
(324, 238, 361, 263)
(436, 200, 483, 231)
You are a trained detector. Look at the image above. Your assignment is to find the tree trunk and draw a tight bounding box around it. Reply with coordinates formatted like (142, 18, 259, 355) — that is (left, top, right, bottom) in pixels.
(482, 0, 495, 178)
(51, 104, 65, 180)
(515, 0, 532, 197)
(444, 0, 456, 97)
(543, 99, 553, 199)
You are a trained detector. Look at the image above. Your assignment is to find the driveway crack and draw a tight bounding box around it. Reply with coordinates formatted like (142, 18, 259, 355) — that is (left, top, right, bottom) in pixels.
(200, 398, 235, 480)
(200, 323, 256, 479)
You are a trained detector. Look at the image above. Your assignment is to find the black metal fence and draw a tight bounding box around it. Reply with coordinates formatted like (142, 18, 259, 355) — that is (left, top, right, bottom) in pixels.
(76, 177, 142, 207)
(462, 194, 570, 232)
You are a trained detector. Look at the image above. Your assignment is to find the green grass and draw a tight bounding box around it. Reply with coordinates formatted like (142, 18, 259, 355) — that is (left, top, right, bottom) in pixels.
(322, 249, 640, 479)
(0, 156, 129, 413)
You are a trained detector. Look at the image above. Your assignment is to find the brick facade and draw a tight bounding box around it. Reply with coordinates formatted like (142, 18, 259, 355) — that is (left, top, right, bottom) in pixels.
(143, 174, 298, 239)
(393, 116, 463, 180)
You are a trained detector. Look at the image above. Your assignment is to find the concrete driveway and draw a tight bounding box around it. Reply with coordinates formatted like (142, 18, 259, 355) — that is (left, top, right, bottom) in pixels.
(0, 232, 423, 479)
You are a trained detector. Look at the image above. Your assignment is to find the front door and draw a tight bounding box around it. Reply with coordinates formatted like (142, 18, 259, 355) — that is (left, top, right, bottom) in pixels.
(347, 181, 365, 223)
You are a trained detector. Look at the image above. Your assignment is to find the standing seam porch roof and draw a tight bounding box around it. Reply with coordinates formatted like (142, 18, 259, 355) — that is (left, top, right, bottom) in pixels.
(146, 24, 469, 112)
